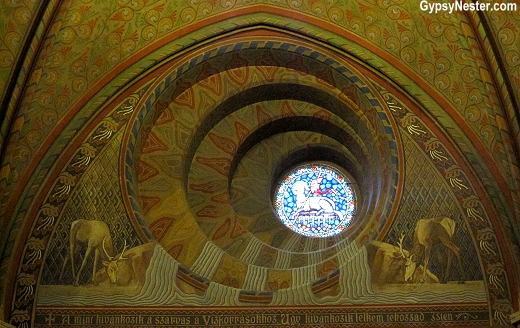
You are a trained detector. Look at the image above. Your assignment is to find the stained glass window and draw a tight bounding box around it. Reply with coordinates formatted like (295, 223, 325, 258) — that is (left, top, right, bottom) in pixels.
(274, 164, 355, 238)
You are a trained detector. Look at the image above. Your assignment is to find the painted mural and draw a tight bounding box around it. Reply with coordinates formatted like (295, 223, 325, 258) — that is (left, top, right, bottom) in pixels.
(26, 35, 494, 327)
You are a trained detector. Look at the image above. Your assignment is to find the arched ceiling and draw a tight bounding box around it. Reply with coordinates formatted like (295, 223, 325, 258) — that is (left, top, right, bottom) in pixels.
(122, 37, 400, 267)
(1, 0, 520, 326)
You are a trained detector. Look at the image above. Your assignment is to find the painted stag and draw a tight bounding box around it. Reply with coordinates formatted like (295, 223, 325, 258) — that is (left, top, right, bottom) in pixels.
(60, 219, 115, 286)
(400, 216, 466, 284)
(99, 241, 155, 288)
(366, 240, 439, 284)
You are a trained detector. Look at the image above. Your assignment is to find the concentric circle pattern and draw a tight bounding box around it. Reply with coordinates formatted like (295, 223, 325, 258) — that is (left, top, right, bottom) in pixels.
(123, 32, 400, 294)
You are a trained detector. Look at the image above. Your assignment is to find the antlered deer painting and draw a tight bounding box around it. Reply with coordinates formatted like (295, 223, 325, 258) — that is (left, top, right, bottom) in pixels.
(60, 219, 115, 286)
(60, 219, 155, 289)
(402, 216, 466, 284)
(99, 241, 155, 288)
(368, 216, 466, 285)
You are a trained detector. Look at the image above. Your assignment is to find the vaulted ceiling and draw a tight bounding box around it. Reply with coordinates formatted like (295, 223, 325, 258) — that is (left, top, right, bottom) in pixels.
(1, 0, 519, 326)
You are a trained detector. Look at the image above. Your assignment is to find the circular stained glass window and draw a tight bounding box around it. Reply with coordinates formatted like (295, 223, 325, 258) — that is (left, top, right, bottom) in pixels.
(274, 164, 356, 238)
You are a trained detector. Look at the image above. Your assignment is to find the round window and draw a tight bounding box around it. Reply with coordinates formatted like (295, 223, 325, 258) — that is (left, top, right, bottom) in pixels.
(274, 164, 356, 238)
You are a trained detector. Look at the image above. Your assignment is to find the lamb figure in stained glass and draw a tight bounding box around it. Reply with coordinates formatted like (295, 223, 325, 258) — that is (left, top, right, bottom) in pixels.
(275, 164, 355, 238)
(291, 179, 344, 223)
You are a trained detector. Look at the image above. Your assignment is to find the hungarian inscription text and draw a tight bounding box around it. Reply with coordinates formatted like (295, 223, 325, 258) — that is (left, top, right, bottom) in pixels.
(35, 305, 489, 327)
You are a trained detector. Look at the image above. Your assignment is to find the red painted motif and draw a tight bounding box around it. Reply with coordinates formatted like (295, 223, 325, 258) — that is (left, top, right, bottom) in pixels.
(141, 130, 169, 153)
(137, 159, 160, 182)
(149, 216, 174, 241)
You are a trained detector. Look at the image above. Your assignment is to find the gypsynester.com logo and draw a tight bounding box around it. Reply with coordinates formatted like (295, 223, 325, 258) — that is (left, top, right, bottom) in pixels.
(420, 1, 517, 14)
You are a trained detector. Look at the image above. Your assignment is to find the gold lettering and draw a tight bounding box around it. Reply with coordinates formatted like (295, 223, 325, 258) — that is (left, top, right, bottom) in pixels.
(432, 313, 453, 321)
(74, 316, 94, 324)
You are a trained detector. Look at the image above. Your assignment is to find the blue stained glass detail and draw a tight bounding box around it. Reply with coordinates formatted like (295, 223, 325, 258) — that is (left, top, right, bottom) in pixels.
(274, 164, 355, 238)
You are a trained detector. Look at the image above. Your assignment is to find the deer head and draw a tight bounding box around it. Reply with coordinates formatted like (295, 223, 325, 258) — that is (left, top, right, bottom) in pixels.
(102, 237, 128, 284)
(397, 232, 416, 281)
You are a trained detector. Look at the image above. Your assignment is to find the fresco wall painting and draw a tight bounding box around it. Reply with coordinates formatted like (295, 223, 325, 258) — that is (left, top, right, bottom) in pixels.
(1, 1, 518, 325)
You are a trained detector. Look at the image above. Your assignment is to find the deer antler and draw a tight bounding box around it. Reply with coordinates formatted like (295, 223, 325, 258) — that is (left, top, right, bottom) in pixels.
(102, 236, 114, 260)
(397, 232, 407, 258)
(117, 240, 128, 261)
